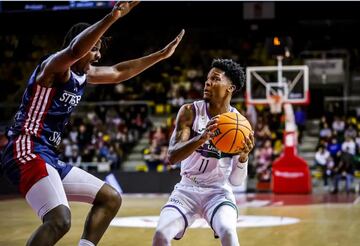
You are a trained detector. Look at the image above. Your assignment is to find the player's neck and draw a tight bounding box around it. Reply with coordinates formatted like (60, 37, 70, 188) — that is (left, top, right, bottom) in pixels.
(207, 101, 231, 117)
(71, 65, 85, 76)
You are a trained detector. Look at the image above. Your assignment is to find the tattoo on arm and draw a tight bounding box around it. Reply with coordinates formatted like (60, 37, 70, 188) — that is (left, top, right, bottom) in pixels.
(169, 104, 193, 148)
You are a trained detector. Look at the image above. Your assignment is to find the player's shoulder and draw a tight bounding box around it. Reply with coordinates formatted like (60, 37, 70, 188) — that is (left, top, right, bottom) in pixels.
(177, 103, 196, 124)
(180, 103, 193, 112)
(230, 105, 240, 114)
(38, 53, 57, 69)
(182, 100, 206, 113)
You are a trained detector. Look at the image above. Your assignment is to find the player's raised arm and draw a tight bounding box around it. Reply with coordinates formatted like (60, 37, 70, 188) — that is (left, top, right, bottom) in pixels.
(167, 104, 219, 164)
(87, 29, 185, 84)
(37, 1, 139, 85)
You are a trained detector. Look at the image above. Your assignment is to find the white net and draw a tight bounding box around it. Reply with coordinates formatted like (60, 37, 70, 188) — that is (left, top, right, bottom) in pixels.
(269, 95, 283, 114)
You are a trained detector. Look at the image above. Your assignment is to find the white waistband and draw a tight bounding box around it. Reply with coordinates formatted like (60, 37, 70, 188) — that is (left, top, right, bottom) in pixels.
(179, 175, 229, 190)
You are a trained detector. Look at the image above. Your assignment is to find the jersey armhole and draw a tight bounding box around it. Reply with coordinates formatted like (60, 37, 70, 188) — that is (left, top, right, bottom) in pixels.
(189, 102, 197, 138)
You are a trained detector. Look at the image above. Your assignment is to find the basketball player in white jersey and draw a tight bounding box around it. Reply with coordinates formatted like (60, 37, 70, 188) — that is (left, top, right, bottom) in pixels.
(153, 59, 254, 246)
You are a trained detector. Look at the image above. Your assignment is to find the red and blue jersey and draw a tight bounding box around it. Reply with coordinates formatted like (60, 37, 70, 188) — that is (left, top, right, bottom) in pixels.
(7, 64, 86, 150)
(1, 58, 87, 195)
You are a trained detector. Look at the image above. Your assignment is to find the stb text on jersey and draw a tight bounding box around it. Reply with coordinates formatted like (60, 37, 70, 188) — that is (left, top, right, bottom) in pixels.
(59, 91, 81, 106)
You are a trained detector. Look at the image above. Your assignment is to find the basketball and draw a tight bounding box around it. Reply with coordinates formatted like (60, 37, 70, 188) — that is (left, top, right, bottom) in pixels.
(211, 112, 252, 154)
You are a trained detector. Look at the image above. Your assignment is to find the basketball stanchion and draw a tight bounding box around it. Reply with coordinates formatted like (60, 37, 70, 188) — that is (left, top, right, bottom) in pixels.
(246, 62, 311, 194)
(271, 103, 312, 194)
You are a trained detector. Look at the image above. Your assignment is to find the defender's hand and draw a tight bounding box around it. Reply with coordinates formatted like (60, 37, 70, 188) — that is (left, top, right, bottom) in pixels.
(238, 133, 255, 163)
(158, 29, 185, 59)
(199, 116, 219, 143)
(112, 1, 140, 20)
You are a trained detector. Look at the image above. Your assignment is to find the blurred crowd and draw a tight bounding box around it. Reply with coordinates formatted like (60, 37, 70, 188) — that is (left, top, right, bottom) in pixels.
(0, 104, 151, 171)
(0, 32, 286, 174)
(0, 31, 302, 176)
(315, 110, 360, 193)
(1, 31, 360, 195)
(58, 105, 151, 170)
(0, 32, 287, 108)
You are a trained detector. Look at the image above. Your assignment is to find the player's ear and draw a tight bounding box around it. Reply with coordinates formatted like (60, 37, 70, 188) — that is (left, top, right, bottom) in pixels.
(228, 84, 236, 93)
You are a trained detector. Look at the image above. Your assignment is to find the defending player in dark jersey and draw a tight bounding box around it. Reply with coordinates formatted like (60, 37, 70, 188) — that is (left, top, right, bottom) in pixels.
(0, 2, 184, 246)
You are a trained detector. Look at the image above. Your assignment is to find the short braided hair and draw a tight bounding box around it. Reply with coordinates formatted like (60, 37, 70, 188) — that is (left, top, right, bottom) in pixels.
(211, 59, 245, 90)
(62, 22, 109, 50)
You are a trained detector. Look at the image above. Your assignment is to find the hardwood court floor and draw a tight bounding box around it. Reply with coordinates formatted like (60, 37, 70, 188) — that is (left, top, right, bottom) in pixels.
(0, 194, 359, 246)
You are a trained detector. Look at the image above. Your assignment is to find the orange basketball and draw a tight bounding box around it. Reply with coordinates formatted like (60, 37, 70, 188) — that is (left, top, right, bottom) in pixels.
(210, 112, 252, 154)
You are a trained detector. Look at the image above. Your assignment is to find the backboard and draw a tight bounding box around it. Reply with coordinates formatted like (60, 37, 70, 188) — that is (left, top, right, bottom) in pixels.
(246, 65, 309, 105)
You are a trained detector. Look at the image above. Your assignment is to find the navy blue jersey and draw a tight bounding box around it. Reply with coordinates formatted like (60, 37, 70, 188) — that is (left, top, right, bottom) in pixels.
(1, 57, 87, 195)
(7, 60, 87, 150)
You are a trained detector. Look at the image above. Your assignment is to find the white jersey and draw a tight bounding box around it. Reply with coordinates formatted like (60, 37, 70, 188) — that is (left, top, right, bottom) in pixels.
(180, 100, 239, 189)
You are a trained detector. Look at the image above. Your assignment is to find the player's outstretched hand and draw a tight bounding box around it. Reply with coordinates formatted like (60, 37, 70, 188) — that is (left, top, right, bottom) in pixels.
(200, 115, 219, 143)
(112, 1, 140, 20)
(238, 132, 255, 162)
(158, 29, 185, 59)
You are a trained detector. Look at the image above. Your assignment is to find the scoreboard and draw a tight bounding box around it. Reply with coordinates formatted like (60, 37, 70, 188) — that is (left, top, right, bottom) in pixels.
(0, 1, 115, 13)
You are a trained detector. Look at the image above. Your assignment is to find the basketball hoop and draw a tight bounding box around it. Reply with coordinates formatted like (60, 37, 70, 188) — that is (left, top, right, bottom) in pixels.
(269, 95, 283, 114)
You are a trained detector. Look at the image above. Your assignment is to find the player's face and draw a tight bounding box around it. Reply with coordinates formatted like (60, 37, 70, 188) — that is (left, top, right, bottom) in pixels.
(203, 68, 233, 102)
(77, 40, 102, 74)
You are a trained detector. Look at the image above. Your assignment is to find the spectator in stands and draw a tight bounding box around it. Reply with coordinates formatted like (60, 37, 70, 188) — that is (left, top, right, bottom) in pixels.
(319, 122, 332, 141)
(327, 137, 342, 169)
(342, 136, 356, 156)
(116, 122, 128, 144)
(255, 139, 273, 182)
(69, 126, 79, 144)
(344, 124, 357, 140)
(347, 116, 357, 127)
(107, 146, 119, 170)
(152, 126, 167, 147)
(170, 86, 185, 113)
(327, 137, 341, 158)
(320, 115, 329, 129)
(315, 145, 331, 186)
(255, 118, 272, 147)
(132, 112, 147, 133)
(295, 106, 306, 143)
(99, 142, 110, 162)
(355, 131, 360, 152)
(62, 138, 74, 163)
(144, 139, 163, 171)
(332, 116, 345, 135)
(332, 149, 354, 194)
(68, 145, 81, 166)
(78, 123, 91, 153)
